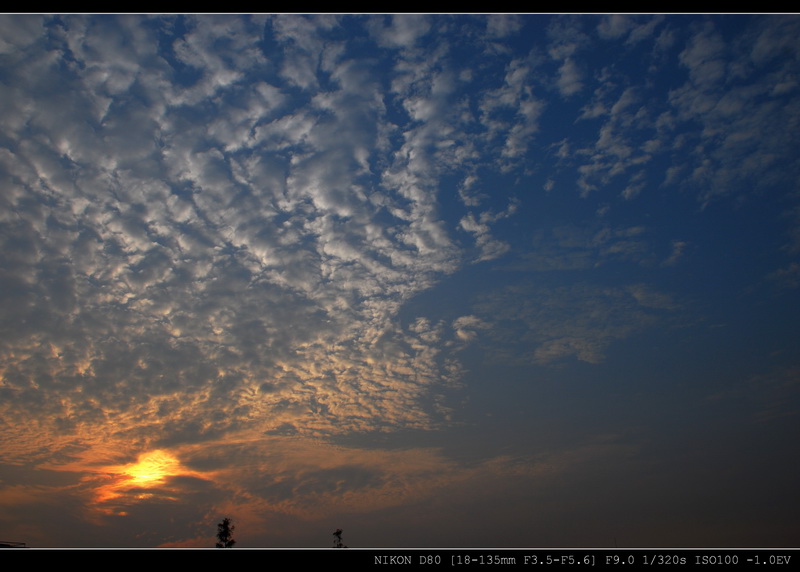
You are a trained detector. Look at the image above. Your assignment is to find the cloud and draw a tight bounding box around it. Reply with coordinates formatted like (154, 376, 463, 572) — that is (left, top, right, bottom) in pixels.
(368, 14, 431, 49)
(663, 240, 688, 267)
(705, 365, 800, 424)
(666, 17, 800, 205)
(0, 429, 629, 546)
(572, 84, 657, 198)
(470, 281, 678, 365)
(0, 14, 44, 54)
(477, 56, 544, 170)
(509, 223, 656, 272)
(766, 262, 800, 291)
(678, 21, 727, 90)
(1, 12, 543, 466)
(550, 16, 800, 212)
(598, 15, 664, 44)
(0, 16, 447, 461)
(2, 15, 799, 548)
(556, 58, 583, 96)
(485, 15, 523, 39)
(547, 18, 589, 97)
(597, 15, 636, 40)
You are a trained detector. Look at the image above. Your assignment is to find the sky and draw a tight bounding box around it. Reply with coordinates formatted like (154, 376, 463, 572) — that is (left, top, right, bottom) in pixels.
(1, 14, 799, 549)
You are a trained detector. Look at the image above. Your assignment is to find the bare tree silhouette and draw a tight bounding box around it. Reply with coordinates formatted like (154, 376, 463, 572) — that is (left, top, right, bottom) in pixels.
(216, 517, 236, 548)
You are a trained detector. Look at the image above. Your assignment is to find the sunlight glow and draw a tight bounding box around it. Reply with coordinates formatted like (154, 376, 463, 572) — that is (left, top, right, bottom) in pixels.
(123, 450, 181, 486)
(89, 449, 192, 510)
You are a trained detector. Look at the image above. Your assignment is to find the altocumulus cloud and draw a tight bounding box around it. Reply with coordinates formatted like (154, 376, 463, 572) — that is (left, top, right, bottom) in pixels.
(0, 15, 503, 451)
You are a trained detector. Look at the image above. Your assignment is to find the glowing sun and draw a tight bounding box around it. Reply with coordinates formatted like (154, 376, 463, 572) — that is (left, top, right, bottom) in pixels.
(122, 449, 181, 486)
(91, 449, 191, 508)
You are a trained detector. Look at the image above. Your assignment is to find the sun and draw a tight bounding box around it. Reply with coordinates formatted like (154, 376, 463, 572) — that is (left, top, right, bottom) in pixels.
(122, 449, 181, 486)
(92, 449, 186, 506)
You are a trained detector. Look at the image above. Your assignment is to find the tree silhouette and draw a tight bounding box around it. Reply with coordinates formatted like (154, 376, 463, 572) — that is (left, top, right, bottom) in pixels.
(332, 528, 347, 548)
(216, 517, 236, 548)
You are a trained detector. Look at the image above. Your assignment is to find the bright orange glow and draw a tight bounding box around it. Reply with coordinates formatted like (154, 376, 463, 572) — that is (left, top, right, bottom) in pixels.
(90, 449, 200, 511)
(122, 450, 180, 486)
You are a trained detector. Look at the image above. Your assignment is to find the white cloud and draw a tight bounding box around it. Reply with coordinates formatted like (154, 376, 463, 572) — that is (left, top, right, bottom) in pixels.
(0, 15, 553, 457)
(486, 15, 523, 39)
(368, 14, 431, 49)
(556, 57, 583, 96)
(598, 14, 664, 45)
(597, 15, 635, 40)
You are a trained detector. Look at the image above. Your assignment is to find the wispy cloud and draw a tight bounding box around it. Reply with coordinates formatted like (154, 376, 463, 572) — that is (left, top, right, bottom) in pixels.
(470, 281, 679, 365)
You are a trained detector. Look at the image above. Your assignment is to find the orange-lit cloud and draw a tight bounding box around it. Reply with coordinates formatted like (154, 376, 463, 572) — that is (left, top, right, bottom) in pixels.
(90, 449, 204, 509)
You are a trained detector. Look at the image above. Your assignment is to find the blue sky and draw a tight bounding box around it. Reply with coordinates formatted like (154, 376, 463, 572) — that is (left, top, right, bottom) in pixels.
(1, 14, 799, 548)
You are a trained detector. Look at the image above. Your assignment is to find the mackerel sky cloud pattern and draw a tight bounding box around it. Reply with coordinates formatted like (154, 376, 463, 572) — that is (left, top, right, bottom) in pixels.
(1, 14, 799, 548)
